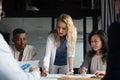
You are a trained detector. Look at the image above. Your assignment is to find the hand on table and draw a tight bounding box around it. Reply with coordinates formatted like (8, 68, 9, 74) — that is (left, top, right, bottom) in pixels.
(41, 67, 48, 76)
(79, 67, 87, 74)
(94, 71, 105, 78)
(66, 72, 74, 75)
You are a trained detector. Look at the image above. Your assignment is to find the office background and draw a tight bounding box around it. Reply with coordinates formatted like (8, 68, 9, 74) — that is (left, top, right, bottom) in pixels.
(0, 17, 101, 68)
(1, 0, 116, 69)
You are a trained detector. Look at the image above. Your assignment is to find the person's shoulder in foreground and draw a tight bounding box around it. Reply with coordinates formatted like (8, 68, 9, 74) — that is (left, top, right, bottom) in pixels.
(102, 22, 120, 80)
(0, 33, 40, 80)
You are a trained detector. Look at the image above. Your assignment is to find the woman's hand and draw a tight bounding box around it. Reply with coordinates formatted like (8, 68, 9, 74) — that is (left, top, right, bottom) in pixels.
(94, 71, 105, 78)
(79, 67, 87, 74)
(41, 67, 48, 76)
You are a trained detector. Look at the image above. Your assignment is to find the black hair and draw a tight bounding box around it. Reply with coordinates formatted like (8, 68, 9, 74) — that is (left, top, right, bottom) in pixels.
(13, 28, 26, 36)
(88, 30, 108, 63)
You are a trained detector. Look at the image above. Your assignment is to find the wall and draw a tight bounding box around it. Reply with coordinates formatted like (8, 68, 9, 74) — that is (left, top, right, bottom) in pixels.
(0, 17, 95, 68)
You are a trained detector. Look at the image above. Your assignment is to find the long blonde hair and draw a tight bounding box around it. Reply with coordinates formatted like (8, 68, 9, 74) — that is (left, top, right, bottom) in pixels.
(51, 13, 77, 53)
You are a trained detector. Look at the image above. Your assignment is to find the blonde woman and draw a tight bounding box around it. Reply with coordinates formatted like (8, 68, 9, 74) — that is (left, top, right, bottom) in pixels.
(42, 13, 77, 76)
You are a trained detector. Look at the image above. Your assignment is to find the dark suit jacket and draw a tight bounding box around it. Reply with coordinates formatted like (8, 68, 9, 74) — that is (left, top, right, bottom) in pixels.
(102, 22, 120, 80)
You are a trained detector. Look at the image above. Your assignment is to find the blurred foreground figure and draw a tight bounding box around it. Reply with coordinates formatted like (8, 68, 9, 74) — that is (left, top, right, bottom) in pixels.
(0, 0, 40, 80)
(102, 0, 120, 80)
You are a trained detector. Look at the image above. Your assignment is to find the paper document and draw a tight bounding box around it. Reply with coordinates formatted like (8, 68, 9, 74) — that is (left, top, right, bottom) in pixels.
(18, 60, 40, 71)
(44, 74, 96, 78)
(40, 74, 64, 80)
(63, 74, 96, 78)
(46, 74, 65, 78)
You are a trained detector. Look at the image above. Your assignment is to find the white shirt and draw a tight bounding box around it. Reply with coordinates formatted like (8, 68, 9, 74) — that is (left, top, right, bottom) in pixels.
(0, 33, 40, 80)
(9, 44, 37, 61)
(90, 54, 106, 74)
(43, 34, 75, 72)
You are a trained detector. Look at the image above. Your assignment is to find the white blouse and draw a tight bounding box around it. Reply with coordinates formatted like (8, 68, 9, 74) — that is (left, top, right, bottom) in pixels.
(90, 54, 106, 74)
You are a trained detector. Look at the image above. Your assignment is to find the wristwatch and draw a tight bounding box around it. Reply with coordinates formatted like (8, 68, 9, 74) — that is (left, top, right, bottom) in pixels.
(69, 69, 74, 73)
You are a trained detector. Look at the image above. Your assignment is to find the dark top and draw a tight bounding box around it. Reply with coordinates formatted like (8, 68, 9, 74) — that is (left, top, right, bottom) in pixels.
(102, 22, 120, 80)
(54, 36, 67, 65)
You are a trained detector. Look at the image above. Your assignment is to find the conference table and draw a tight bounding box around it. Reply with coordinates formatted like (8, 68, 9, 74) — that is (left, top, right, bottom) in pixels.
(40, 74, 101, 80)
